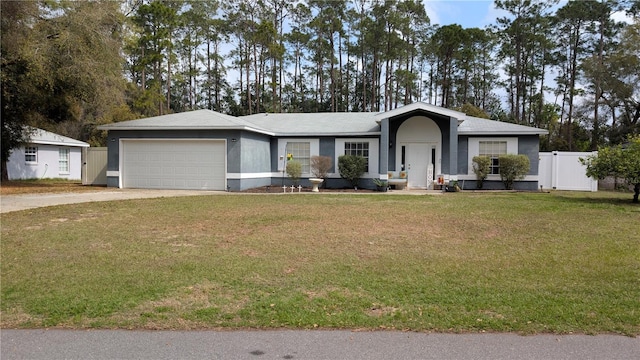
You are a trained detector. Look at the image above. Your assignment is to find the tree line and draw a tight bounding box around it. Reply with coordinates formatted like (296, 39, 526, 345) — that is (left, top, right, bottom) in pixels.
(2, 0, 640, 179)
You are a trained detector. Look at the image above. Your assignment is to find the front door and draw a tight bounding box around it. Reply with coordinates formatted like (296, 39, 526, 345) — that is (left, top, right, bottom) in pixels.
(404, 143, 434, 189)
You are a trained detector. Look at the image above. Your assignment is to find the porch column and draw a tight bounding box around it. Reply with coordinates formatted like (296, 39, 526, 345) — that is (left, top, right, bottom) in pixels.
(379, 118, 389, 178)
(449, 117, 458, 178)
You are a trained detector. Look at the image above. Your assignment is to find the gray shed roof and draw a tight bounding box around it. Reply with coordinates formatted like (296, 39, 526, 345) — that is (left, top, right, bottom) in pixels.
(28, 127, 90, 148)
(98, 106, 547, 137)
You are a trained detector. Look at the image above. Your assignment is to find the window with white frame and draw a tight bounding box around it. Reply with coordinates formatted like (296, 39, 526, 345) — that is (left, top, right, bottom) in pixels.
(59, 148, 70, 173)
(25, 146, 38, 163)
(285, 142, 311, 174)
(335, 139, 379, 175)
(479, 140, 508, 174)
(344, 142, 369, 169)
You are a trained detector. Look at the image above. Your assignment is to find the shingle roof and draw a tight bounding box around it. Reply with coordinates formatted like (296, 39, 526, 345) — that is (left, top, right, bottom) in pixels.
(98, 109, 273, 135)
(458, 116, 548, 135)
(241, 112, 380, 136)
(98, 106, 547, 136)
(28, 127, 89, 147)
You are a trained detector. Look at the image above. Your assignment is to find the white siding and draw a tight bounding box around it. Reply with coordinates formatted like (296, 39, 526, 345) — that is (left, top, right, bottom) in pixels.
(7, 145, 83, 180)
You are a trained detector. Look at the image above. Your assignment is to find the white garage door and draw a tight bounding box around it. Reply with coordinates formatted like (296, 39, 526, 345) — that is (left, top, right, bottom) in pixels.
(122, 139, 226, 190)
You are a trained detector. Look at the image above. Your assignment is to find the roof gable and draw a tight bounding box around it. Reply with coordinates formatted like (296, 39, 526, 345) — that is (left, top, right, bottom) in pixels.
(374, 102, 466, 122)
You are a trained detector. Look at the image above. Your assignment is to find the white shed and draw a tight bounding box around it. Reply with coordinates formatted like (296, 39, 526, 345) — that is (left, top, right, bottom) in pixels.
(7, 128, 90, 180)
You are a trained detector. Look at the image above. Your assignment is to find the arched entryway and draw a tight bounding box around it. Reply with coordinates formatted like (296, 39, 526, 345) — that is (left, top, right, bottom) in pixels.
(396, 116, 441, 189)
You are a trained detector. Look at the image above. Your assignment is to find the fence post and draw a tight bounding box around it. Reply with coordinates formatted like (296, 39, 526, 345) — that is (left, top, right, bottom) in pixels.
(551, 151, 559, 190)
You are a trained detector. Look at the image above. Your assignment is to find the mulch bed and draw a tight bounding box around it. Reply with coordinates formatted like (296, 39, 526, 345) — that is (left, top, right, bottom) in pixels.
(239, 185, 377, 193)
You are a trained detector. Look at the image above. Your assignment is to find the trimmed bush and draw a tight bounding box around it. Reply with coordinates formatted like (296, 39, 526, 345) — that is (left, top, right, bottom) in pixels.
(498, 154, 530, 190)
(338, 155, 366, 189)
(472, 156, 491, 189)
(286, 160, 302, 185)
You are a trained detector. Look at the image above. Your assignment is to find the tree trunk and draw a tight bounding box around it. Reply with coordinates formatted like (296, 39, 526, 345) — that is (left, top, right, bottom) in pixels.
(167, 32, 172, 113)
(207, 34, 212, 110)
(1, 159, 8, 181)
(246, 40, 251, 114)
(592, 14, 606, 151)
(330, 31, 336, 112)
(567, 26, 581, 151)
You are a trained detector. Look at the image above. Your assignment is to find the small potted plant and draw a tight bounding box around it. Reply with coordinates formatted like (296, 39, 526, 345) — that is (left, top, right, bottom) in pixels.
(373, 178, 388, 192)
(445, 180, 460, 192)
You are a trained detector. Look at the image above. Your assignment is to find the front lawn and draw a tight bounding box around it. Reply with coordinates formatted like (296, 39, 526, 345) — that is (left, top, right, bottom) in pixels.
(1, 192, 638, 335)
(1, 179, 108, 195)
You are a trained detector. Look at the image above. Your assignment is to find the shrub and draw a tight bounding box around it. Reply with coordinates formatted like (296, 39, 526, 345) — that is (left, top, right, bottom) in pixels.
(338, 155, 366, 189)
(310, 155, 332, 179)
(472, 156, 491, 189)
(498, 154, 530, 190)
(286, 160, 302, 185)
(581, 135, 640, 203)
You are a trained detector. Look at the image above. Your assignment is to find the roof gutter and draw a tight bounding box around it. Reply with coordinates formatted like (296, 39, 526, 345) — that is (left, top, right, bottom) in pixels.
(272, 132, 382, 137)
(31, 140, 90, 147)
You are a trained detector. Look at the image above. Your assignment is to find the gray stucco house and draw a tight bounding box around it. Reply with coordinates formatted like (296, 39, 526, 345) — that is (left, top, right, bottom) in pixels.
(98, 102, 547, 191)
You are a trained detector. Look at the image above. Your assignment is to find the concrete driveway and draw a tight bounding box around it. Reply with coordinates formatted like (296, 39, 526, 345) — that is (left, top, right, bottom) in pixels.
(0, 189, 225, 214)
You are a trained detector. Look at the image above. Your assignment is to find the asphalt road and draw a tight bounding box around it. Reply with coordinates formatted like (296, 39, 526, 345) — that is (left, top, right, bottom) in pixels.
(1, 329, 638, 360)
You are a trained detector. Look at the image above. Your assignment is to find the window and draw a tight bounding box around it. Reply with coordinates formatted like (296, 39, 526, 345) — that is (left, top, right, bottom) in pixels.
(479, 141, 507, 174)
(25, 146, 37, 163)
(344, 142, 369, 169)
(286, 142, 311, 174)
(335, 139, 379, 175)
(59, 148, 70, 173)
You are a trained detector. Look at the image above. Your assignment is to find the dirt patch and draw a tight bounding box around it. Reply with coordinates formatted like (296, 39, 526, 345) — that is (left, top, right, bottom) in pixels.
(1, 180, 109, 195)
(366, 304, 399, 317)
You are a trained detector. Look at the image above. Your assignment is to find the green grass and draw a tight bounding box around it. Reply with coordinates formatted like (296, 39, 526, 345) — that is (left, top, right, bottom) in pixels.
(1, 191, 639, 335)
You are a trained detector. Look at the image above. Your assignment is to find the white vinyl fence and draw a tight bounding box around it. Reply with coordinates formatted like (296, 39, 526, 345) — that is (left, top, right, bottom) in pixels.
(538, 151, 598, 191)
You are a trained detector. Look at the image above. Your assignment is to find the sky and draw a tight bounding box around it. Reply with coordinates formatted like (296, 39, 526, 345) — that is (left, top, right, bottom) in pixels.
(423, 0, 506, 29)
(423, 0, 633, 28)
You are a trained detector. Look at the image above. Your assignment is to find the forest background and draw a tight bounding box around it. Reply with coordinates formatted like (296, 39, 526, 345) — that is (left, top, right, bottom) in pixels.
(2, 0, 640, 180)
